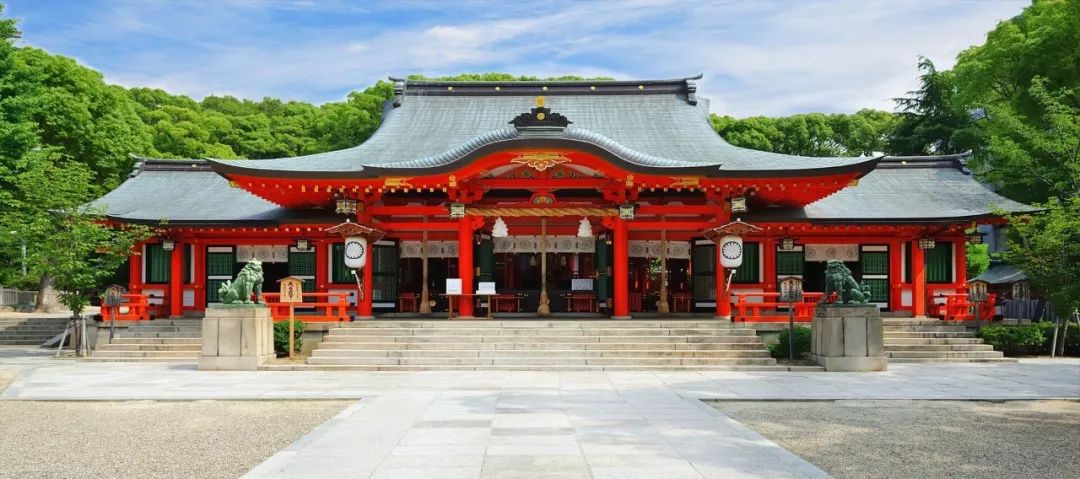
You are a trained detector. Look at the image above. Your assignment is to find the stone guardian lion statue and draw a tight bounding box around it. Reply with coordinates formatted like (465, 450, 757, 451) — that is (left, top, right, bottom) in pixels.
(217, 260, 264, 304)
(823, 260, 872, 305)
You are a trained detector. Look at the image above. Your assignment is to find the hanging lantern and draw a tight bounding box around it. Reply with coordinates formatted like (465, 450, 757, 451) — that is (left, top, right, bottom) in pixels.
(449, 202, 466, 219)
(917, 237, 936, 250)
(967, 231, 984, 245)
(161, 239, 175, 251)
(730, 196, 748, 214)
(719, 234, 744, 269)
(335, 198, 358, 215)
(343, 236, 367, 269)
(780, 237, 796, 251)
(492, 217, 509, 238)
(618, 203, 635, 220)
(577, 217, 593, 238)
(295, 238, 311, 252)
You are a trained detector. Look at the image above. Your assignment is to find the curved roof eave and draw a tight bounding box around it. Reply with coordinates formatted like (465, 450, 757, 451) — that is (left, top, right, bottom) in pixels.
(206, 131, 882, 181)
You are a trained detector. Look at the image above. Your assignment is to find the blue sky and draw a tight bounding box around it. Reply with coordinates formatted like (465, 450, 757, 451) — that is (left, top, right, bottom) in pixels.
(6, 0, 1027, 117)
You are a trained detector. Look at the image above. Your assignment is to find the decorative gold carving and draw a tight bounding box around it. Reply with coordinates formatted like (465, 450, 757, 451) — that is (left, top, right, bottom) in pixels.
(448, 175, 458, 188)
(670, 177, 701, 188)
(535, 96, 545, 107)
(624, 175, 635, 189)
(510, 152, 570, 171)
(384, 177, 414, 189)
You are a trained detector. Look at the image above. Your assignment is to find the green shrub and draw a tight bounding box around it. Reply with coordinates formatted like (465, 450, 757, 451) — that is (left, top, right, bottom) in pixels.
(1034, 320, 1080, 356)
(273, 320, 305, 357)
(768, 326, 812, 359)
(978, 324, 1045, 356)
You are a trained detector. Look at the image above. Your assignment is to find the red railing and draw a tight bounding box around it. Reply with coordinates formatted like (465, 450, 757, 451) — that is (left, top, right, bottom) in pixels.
(101, 293, 151, 321)
(264, 292, 350, 322)
(733, 292, 825, 322)
(935, 293, 998, 321)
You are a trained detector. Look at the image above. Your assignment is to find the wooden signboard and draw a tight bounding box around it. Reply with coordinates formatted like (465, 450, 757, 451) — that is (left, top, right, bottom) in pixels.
(277, 276, 305, 358)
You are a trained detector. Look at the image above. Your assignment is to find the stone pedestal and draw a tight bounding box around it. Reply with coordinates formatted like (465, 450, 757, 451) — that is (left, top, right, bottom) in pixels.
(199, 305, 274, 371)
(810, 305, 886, 372)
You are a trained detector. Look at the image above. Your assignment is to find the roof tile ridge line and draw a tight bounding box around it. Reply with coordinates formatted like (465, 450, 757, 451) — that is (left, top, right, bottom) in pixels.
(804, 155, 885, 206)
(392, 74, 703, 86)
(381, 128, 521, 169)
(563, 128, 689, 168)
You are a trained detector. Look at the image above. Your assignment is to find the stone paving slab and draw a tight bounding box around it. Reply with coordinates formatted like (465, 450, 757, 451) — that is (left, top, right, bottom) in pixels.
(1, 355, 1076, 478)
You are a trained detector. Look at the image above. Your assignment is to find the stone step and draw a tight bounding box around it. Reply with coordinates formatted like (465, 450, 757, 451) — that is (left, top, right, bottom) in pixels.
(326, 327, 757, 337)
(96, 343, 201, 352)
(887, 357, 1018, 364)
(121, 319, 204, 326)
(110, 337, 202, 345)
(265, 364, 805, 372)
(0, 334, 56, 341)
(886, 350, 1005, 359)
(884, 337, 985, 345)
(315, 341, 767, 351)
(125, 326, 203, 333)
(0, 338, 51, 345)
(883, 326, 971, 332)
(321, 334, 758, 344)
(346, 320, 737, 329)
(310, 349, 772, 359)
(85, 350, 200, 358)
(80, 356, 197, 363)
(882, 331, 976, 338)
(305, 356, 777, 367)
(884, 344, 995, 352)
(121, 332, 202, 339)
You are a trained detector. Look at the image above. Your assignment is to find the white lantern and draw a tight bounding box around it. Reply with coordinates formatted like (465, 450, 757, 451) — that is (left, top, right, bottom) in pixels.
(343, 236, 367, 269)
(719, 234, 743, 269)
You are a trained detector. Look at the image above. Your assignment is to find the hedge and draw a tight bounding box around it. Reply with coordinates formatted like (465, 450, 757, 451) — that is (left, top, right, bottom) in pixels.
(768, 326, 812, 359)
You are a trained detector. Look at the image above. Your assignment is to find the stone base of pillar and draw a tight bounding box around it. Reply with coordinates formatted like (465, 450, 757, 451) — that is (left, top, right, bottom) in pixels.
(199, 305, 274, 371)
(611, 316, 631, 320)
(809, 305, 886, 372)
(354, 315, 374, 320)
(712, 316, 732, 322)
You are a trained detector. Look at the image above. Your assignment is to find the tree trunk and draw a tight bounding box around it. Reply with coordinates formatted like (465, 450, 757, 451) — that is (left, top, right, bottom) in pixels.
(35, 274, 62, 313)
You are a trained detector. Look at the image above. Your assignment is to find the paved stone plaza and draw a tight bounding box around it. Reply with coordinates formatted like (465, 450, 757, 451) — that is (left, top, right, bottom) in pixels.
(1, 352, 1077, 478)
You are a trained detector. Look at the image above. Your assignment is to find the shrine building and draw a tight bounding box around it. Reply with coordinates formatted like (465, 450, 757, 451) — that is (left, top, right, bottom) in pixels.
(90, 76, 1034, 323)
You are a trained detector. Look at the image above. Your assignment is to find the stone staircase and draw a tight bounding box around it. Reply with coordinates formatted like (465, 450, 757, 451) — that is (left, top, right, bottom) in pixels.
(0, 317, 69, 345)
(883, 318, 1014, 363)
(299, 320, 780, 371)
(84, 319, 202, 362)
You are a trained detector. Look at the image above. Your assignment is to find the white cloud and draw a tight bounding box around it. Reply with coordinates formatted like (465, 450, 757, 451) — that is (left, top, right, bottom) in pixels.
(9, 0, 1028, 116)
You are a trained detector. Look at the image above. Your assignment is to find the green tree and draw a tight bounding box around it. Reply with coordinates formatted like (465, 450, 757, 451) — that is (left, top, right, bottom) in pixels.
(1, 152, 153, 313)
(710, 110, 896, 157)
(887, 57, 974, 155)
(1004, 196, 1080, 319)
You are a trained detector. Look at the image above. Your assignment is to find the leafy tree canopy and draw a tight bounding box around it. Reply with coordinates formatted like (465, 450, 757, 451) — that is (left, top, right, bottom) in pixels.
(710, 109, 897, 157)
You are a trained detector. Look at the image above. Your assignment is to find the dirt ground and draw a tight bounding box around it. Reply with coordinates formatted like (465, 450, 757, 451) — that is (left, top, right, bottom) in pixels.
(713, 399, 1080, 479)
(0, 399, 352, 479)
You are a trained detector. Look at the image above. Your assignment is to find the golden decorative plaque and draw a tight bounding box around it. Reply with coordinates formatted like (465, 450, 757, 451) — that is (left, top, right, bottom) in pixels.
(510, 152, 570, 171)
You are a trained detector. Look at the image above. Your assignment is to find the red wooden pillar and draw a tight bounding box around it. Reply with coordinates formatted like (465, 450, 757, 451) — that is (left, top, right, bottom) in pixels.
(457, 217, 475, 317)
(169, 241, 184, 318)
(954, 241, 967, 291)
(315, 239, 329, 291)
(762, 238, 776, 292)
(889, 240, 903, 311)
(193, 241, 206, 311)
(129, 242, 143, 293)
(358, 245, 375, 319)
(715, 245, 731, 320)
(912, 240, 926, 317)
(612, 217, 630, 319)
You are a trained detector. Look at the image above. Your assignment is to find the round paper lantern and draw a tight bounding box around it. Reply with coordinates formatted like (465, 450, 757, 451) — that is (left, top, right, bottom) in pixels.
(719, 235, 743, 269)
(344, 236, 367, 269)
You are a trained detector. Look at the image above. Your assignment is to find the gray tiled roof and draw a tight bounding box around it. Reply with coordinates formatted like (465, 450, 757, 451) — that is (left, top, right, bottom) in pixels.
(749, 154, 1038, 222)
(974, 263, 1027, 285)
(207, 78, 875, 178)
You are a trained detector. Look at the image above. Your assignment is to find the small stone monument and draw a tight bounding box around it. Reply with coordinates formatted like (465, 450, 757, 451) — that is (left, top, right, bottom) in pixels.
(199, 260, 274, 371)
(809, 260, 886, 371)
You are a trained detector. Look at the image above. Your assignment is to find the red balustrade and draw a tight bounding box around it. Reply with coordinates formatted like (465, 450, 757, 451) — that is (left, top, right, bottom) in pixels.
(732, 292, 825, 323)
(101, 294, 151, 321)
(935, 293, 998, 322)
(264, 292, 350, 322)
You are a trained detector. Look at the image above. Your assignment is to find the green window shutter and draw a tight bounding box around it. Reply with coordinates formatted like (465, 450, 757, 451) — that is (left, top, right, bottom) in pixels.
(904, 243, 912, 283)
(862, 278, 889, 303)
(288, 251, 315, 276)
(861, 251, 888, 276)
(476, 239, 495, 281)
(206, 279, 227, 303)
(206, 252, 234, 276)
(776, 251, 804, 275)
(595, 238, 611, 301)
(331, 243, 354, 284)
(925, 241, 953, 283)
(732, 242, 760, 283)
(371, 244, 398, 302)
(145, 243, 170, 284)
(691, 244, 715, 301)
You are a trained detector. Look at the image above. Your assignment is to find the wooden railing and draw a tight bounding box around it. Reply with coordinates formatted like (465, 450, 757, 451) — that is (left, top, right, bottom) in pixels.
(264, 292, 350, 323)
(733, 292, 825, 323)
(935, 293, 998, 321)
(100, 293, 151, 321)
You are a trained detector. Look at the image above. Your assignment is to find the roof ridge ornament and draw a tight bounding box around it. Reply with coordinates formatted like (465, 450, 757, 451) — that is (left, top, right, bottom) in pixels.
(509, 96, 572, 131)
